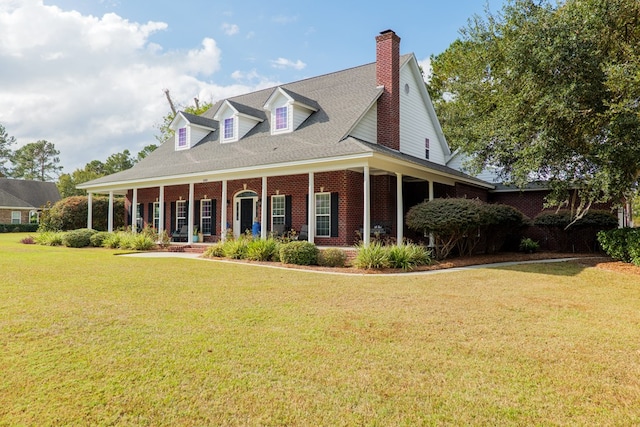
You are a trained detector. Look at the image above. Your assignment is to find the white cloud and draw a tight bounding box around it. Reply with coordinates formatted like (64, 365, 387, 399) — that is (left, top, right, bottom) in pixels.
(270, 57, 306, 70)
(417, 57, 432, 83)
(0, 1, 259, 173)
(221, 22, 239, 36)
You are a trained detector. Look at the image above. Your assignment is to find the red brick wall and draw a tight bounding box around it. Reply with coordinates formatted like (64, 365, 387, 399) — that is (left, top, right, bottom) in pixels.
(376, 30, 400, 151)
(489, 191, 549, 220)
(455, 183, 489, 202)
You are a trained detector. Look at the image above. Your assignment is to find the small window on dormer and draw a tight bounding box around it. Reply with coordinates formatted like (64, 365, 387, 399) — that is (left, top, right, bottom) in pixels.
(224, 117, 234, 140)
(275, 106, 288, 131)
(178, 127, 187, 148)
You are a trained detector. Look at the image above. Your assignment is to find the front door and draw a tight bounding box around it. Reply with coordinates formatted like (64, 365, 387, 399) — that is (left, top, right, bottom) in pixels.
(233, 190, 258, 237)
(240, 199, 253, 235)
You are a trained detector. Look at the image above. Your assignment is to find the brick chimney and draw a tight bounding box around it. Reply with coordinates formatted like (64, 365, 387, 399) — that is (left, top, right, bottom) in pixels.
(376, 29, 401, 151)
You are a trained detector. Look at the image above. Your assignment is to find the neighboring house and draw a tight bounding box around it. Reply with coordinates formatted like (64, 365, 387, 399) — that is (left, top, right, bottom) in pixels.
(0, 178, 61, 225)
(79, 30, 495, 245)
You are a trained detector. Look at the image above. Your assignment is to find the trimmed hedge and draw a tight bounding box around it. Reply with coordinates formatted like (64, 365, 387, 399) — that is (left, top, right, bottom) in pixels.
(0, 223, 39, 233)
(39, 196, 125, 232)
(534, 210, 618, 252)
(62, 228, 98, 248)
(279, 241, 319, 265)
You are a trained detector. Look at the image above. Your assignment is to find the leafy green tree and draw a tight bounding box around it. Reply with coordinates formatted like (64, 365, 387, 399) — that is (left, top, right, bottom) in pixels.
(10, 140, 62, 181)
(136, 144, 158, 162)
(155, 100, 213, 144)
(429, 0, 640, 220)
(0, 123, 16, 177)
(104, 149, 134, 175)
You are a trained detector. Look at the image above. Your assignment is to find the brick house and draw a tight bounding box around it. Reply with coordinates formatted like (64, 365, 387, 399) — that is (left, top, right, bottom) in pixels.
(0, 178, 60, 225)
(78, 30, 502, 245)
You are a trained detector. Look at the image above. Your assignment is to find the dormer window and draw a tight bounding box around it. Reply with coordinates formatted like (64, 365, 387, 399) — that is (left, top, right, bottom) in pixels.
(178, 128, 187, 148)
(224, 117, 235, 140)
(275, 106, 289, 131)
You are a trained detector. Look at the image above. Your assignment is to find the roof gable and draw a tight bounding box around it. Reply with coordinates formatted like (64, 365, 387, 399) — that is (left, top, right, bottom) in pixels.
(0, 178, 60, 208)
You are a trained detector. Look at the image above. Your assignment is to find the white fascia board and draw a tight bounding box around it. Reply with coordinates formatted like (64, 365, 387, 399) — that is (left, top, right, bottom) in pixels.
(77, 153, 376, 194)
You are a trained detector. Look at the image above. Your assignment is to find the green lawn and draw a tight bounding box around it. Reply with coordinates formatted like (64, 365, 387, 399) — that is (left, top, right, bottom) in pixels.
(1, 233, 639, 426)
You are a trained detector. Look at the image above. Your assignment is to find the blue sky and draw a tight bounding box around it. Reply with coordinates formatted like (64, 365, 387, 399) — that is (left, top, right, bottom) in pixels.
(0, 0, 506, 173)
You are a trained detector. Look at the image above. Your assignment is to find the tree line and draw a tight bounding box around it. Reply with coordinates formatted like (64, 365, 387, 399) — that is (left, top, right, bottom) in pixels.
(0, 97, 212, 198)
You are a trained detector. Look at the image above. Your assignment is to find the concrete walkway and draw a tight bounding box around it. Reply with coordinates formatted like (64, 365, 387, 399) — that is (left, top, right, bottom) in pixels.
(122, 251, 583, 276)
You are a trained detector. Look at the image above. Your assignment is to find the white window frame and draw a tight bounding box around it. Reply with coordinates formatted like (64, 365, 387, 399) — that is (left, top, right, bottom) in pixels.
(176, 200, 187, 230)
(153, 202, 160, 230)
(223, 117, 235, 142)
(176, 127, 188, 150)
(29, 210, 39, 224)
(271, 195, 285, 229)
(315, 193, 330, 237)
(273, 105, 290, 133)
(201, 199, 212, 235)
(11, 211, 21, 224)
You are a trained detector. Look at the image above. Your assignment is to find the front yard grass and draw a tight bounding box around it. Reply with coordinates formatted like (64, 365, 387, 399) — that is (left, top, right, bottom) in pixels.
(1, 233, 639, 425)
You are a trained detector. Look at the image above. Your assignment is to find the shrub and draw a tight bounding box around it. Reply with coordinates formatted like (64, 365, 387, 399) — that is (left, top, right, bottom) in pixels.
(20, 235, 36, 244)
(279, 241, 319, 265)
(597, 228, 636, 263)
(387, 244, 432, 270)
(35, 231, 65, 246)
(318, 248, 347, 267)
(628, 231, 640, 266)
(126, 234, 156, 251)
(102, 232, 124, 249)
(62, 228, 97, 248)
(0, 223, 39, 233)
(246, 238, 278, 261)
(519, 237, 539, 253)
(353, 242, 389, 269)
(90, 231, 110, 247)
(203, 242, 226, 258)
(39, 196, 125, 232)
(223, 238, 249, 259)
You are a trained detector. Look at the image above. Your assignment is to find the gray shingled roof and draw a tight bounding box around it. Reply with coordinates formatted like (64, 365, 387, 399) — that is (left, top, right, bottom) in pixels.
(179, 111, 217, 129)
(82, 54, 486, 189)
(0, 178, 61, 208)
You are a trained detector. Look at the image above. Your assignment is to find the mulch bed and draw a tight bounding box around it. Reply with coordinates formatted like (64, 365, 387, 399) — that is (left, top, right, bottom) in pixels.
(204, 251, 640, 276)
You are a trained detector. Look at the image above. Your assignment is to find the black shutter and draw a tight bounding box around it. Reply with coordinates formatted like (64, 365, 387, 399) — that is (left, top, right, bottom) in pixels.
(147, 203, 153, 225)
(331, 192, 339, 237)
(285, 195, 292, 231)
(305, 194, 309, 228)
(127, 204, 132, 228)
(212, 200, 217, 235)
(170, 202, 176, 231)
(194, 200, 201, 229)
(266, 196, 271, 232)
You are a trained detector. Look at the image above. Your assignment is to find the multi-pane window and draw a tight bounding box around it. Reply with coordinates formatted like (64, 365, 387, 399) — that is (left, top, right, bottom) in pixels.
(275, 106, 288, 130)
(29, 210, 39, 224)
(176, 200, 187, 229)
(201, 199, 212, 235)
(271, 195, 285, 227)
(178, 127, 187, 147)
(11, 211, 21, 224)
(425, 138, 430, 159)
(315, 193, 330, 237)
(153, 202, 160, 230)
(224, 118, 234, 140)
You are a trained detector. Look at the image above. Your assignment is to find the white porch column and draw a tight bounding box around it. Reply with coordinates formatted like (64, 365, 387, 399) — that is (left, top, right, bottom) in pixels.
(261, 176, 267, 239)
(188, 182, 195, 240)
(307, 172, 315, 243)
(87, 192, 93, 230)
(158, 185, 165, 234)
(396, 173, 403, 245)
(363, 166, 371, 247)
(108, 191, 114, 232)
(221, 180, 228, 241)
(132, 188, 138, 233)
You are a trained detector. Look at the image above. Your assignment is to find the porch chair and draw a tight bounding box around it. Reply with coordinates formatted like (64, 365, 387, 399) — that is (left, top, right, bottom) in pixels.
(171, 225, 189, 242)
(297, 224, 308, 241)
